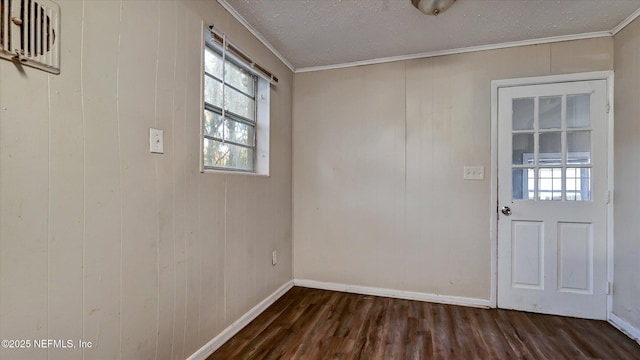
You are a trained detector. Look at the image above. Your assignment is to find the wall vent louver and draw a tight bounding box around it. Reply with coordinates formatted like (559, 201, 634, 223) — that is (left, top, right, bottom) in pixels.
(0, 0, 59, 74)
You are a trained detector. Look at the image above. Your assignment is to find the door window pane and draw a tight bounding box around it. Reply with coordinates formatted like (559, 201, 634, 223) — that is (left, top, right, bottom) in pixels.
(513, 168, 535, 200)
(513, 133, 534, 165)
(539, 132, 561, 165)
(538, 168, 562, 201)
(566, 168, 591, 201)
(513, 98, 534, 130)
(567, 94, 590, 128)
(539, 96, 561, 129)
(567, 131, 591, 165)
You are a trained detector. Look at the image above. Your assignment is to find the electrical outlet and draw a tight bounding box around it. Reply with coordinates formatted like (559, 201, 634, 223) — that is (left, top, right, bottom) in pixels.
(272, 250, 277, 266)
(150, 128, 164, 154)
(463, 166, 484, 180)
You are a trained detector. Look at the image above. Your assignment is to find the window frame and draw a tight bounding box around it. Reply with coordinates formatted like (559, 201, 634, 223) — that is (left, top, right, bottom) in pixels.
(200, 27, 270, 176)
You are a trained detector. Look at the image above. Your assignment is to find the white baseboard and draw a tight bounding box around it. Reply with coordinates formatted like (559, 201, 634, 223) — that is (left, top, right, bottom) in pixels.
(609, 313, 640, 345)
(293, 279, 491, 309)
(187, 280, 294, 360)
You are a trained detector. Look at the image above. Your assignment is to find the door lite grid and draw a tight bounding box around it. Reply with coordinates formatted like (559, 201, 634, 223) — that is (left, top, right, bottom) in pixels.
(203, 45, 257, 171)
(512, 94, 592, 201)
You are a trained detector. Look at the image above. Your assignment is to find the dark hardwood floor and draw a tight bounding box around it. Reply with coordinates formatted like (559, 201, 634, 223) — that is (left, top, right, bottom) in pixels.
(208, 286, 640, 360)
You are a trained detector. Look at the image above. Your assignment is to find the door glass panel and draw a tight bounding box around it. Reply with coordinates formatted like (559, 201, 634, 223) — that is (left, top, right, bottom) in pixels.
(567, 131, 591, 165)
(539, 96, 561, 129)
(566, 168, 591, 201)
(513, 98, 534, 130)
(567, 94, 590, 128)
(538, 168, 562, 201)
(513, 134, 534, 165)
(539, 132, 561, 165)
(513, 168, 535, 200)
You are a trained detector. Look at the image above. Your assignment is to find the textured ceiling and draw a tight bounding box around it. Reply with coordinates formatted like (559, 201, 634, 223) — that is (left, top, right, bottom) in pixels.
(222, 0, 640, 70)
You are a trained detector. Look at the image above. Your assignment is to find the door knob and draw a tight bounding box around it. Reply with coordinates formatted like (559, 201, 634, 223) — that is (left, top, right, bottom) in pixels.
(501, 206, 512, 216)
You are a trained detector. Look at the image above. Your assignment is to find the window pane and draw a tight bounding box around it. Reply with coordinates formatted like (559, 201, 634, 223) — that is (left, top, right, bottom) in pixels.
(204, 47, 223, 79)
(567, 131, 591, 165)
(225, 85, 255, 120)
(513, 133, 534, 165)
(204, 138, 254, 171)
(513, 98, 534, 130)
(224, 119, 255, 146)
(539, 96, 561, 129)
(204, 110, 224, 138)
(567, 94, 590, 128)
(538, 168, 562, 201)
(225, 60, 255, 97)
(512, 168, 535, 200)
(566, 168, 591, 201)
(204, 76, 223, 108)
(539, 132, 561, 165)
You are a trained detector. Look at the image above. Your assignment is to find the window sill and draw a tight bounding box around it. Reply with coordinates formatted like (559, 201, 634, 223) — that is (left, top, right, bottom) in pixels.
(201, 168, 270, 177)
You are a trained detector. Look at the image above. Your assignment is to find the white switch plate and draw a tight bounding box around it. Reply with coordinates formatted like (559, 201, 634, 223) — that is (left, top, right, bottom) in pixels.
(150, 128, 164, 154)
(272, 250, 277, 266)
(463, 166, 484, 180)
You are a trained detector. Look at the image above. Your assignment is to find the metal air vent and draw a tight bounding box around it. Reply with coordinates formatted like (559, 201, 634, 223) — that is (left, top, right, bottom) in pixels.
(0, 0, 60, 74)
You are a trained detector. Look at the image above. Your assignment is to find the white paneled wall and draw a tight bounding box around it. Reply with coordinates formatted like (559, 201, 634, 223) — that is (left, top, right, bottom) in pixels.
(293, 38, 613, 301)
(0, 0, 293, 359)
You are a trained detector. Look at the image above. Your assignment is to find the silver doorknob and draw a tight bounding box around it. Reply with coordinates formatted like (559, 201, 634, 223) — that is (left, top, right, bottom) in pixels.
(501, 206, 512, 216)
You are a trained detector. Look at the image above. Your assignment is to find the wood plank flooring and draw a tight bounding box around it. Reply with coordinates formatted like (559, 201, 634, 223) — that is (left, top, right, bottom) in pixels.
(208, 287, 640, 360)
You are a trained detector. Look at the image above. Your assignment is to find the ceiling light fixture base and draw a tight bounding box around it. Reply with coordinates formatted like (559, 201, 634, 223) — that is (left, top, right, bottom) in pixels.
(411, 0, 456, 16)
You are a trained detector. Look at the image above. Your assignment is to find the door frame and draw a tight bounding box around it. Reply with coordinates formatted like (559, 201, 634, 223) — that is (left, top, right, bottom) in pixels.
(490, 71, 614, 320)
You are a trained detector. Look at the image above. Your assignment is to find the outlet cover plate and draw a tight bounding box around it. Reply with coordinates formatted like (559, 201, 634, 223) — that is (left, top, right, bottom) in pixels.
(150, 128, 164, 154)
(463, 166, 484, 180)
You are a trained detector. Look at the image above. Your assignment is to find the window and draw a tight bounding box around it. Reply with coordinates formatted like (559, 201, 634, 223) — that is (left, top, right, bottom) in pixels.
(511, 94, 592, 201)
(202, 30, 270, 174)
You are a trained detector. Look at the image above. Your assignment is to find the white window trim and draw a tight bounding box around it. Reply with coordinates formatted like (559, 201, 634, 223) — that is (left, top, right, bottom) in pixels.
(199, 23, 270, 176)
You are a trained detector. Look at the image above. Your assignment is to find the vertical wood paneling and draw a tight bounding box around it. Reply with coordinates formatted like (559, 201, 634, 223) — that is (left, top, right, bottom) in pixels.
(47, 0, 84, 359)
(613, 17, 640, 332)
(155, 0, 178, 358)
(171, 2, 188, 358)
(0, 51, 50, 360)
(198, 174, 226, 343)
(0, 0, 292, 359)
(118, 1, 160, 358)
(183, 8, 203, 357)
(81, 0, 122, 357)
(404, 58, 437, 292)
(225, 177, 248, 323)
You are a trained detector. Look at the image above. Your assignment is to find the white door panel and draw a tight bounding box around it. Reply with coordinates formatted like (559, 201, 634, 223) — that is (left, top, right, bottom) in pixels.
(497, 80, 608, 320)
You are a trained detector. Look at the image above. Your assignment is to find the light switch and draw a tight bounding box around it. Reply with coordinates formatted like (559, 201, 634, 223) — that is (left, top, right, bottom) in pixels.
(463, 166, 484, 180)
(150, 128, 164, 154)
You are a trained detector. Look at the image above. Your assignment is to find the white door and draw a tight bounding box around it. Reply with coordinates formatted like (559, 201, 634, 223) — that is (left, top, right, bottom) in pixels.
(497, 80, 608, 320)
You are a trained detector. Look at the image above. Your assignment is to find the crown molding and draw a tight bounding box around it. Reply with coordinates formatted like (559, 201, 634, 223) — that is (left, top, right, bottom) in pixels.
(611, 7, 640, 36)
(296, 31, 611, 73)
(216, 0, 295, 72)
